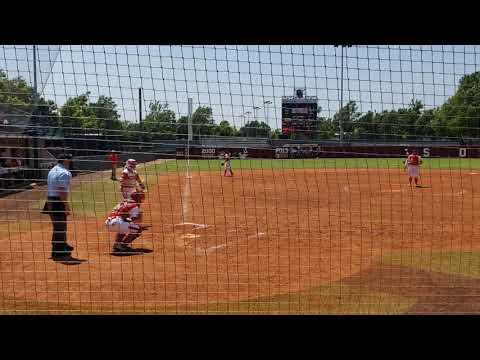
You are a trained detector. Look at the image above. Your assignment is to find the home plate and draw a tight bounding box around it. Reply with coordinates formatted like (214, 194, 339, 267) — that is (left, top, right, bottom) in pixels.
(469, 172, 478, 175)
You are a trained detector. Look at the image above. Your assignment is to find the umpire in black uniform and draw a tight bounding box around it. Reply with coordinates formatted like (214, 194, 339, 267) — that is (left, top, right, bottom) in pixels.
(42, 153, 75, 261)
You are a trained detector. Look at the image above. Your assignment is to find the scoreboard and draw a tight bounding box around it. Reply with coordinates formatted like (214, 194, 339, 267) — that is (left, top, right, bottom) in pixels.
(282, 89, 318, 138)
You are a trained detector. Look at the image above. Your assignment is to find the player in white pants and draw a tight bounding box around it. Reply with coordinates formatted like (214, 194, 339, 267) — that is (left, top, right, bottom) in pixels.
(404, 149, 423, 187)
(120, 159, 146, 200)
(222, 153, 233, 177)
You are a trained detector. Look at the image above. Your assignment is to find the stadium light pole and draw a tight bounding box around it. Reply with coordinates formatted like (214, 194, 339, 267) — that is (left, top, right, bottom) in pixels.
(253, 106, 261, 122)
(238, 114, 246, 134)
(138, 87, 142, 142)
(264, 100, 272, 127)
(244, 111, 251, 125)
(186, 98, 193, 179)
(339, 45, 345, 143)
(335, 44, 352, 144)
(32, 45, 39, 179)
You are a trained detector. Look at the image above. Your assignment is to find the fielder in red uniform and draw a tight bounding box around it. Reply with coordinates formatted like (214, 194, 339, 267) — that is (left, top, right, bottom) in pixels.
(120, 158, 146, 199)
(107, 150, 119, 181)
(404, 150, 423, 187)
(105, 191, 150, 254)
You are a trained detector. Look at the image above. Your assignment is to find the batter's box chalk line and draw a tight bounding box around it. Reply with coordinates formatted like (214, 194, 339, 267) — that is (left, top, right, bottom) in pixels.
(469, 172, 479, 175)
(174, 222, 209, 230)
(192, 231, 268, 256)
(380, 189, 405, 193)
(448, 189, 468, 196)
(197, 243, 227, 255)
(181, 233, 201, 239)
(247, 232, 267, 240)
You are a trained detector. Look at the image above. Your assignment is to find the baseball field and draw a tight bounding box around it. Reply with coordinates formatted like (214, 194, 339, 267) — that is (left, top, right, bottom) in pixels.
(1, 157, 480, 314)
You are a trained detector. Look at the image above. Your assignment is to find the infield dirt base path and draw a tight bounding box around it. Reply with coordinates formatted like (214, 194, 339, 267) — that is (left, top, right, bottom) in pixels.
(1, 167, 480, 313)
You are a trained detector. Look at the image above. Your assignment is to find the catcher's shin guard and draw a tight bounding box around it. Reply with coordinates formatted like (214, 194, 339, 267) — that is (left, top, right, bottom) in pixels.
(115, 233, 125, 243)
(124, 233, 141, 244)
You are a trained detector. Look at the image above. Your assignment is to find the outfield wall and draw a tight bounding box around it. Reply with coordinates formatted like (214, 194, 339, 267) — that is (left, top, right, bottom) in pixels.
(73, 153, 162, 173)
(176, 144, 480, 159)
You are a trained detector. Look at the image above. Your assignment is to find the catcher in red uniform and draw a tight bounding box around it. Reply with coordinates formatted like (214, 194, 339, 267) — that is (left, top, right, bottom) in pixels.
(120, 159, 146, 200)
(105, 191, 150, 254)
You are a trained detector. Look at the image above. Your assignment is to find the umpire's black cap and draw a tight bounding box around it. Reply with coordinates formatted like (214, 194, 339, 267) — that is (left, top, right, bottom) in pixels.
(56, 153, 73, 161)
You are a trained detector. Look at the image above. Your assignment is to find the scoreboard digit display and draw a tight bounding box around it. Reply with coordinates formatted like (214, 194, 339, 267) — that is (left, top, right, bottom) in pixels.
(282, 88, 318, 139)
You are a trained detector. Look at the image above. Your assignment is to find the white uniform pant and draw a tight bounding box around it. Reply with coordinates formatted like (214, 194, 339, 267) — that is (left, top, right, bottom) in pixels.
(121, 187, 135, 200)
(105, 217, 140, 234)
(407, 165, 420, 178)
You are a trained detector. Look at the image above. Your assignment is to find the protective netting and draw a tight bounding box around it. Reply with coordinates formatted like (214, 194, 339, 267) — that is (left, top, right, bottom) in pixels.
(0, 45, 480, 314)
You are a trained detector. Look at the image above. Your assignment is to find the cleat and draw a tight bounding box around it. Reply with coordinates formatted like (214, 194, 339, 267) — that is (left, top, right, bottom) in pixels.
(111, 243, 141, 256)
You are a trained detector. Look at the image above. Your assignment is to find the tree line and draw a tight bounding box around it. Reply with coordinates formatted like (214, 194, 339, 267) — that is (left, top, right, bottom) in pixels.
(2, 69, 480, 142)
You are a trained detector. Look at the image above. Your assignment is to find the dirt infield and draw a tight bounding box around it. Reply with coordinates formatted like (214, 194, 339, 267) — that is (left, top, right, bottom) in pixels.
(1, 167, 480, 313)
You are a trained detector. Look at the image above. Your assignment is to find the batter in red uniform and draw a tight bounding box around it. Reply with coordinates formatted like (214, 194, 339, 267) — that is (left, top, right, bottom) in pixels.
(404, 150, 423, 187)
(120, 158, 146, 199)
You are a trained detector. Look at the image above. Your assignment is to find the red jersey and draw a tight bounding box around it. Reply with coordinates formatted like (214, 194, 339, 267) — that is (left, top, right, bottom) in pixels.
(108, 200, 141, 220)
(108, 153, 119, 164)
(407, 154, 420, 166)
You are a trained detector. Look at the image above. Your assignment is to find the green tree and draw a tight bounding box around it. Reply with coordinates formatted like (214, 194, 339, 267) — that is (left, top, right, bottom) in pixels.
(332, 100, 361, 136)
(0, 70, 35, 110)
(239, 120, 271, 137)
(0, 69, 59, 134)
(177, 106, 217, 139)
(193, 106, 216, 136)
(270, 128, 283, 139)
(122, 122, 143, 142)
(435, 71, 480, 138)
(59, 93, 94, 134)
(90, 95, 122, 133)
(143, 101, 176, 140)
(215, 120, 235, 136)
(315, 117, 335, 139)
(59, 92, 122, 137)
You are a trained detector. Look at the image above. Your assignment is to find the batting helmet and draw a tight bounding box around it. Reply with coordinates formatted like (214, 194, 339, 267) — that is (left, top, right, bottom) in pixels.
(126, 158, 138, 170)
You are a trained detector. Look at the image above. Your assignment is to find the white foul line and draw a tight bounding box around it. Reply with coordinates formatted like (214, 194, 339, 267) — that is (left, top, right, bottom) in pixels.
(182, 177, 191, 223)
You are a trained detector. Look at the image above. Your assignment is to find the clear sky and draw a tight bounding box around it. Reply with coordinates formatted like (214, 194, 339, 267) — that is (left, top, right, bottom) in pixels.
(1, 45, 479, 130)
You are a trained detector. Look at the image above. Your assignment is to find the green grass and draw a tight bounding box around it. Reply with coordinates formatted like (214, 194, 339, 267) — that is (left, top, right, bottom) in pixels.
(68, 178, 121, 217)
(140, 157, 480, 174)
(0, 283, 416, 314)
(25, 157, 480, 218)
(0, 220, 41, 240)
(382, 251, 480, 278)
(29, 177, 121, 218)
(167, 283, 416, 314)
